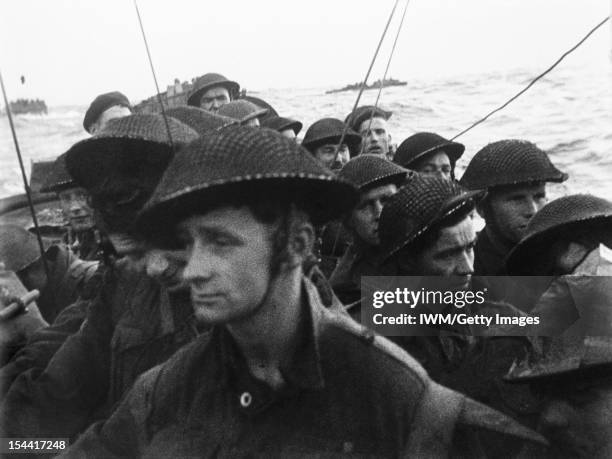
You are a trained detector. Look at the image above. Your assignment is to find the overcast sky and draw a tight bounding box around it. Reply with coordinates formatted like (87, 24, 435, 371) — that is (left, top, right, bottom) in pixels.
(0, 0, 609, 106)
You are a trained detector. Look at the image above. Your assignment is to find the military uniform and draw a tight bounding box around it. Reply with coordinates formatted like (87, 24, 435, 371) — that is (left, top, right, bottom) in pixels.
(62, 279, 544, 458)
(63, 228, 102, 262)
(344, 282, 543, 446)
(372, 175, 544, 455)
(330, 242, 373, 304)
(462, 139, 569, 296)
(0, 299, 90, 399)
(1, 114, 201, 441)
(0, 257, 199, 440)
(330, 241, 389, 305)
(330, 155, 410, 303)
(505, 336, 612, 457)
(34, 244, 98, 323)
(63, 126, 543, 457)
(0, 261, 103, 399)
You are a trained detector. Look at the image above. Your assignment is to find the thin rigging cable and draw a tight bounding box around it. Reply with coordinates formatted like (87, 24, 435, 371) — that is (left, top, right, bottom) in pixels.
(333, 0, 401, 163)
(452, 16, 610, 141)
(133, 0, 175, 148)
(0, 69, 51, 281)
(361, 0, 411, 154)
(330, 0, 411, 257)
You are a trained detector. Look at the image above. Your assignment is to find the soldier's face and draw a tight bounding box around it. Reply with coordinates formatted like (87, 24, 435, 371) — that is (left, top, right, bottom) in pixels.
(358, 117, 390, 156)
(313, 143, 350, 170)
(412, 151, 452, 180)
(57, 187, 95, 232)
(349, 183, 397, 246)
(535, 380, 612, 457)
(199, 87, 231, 113)
(415, 215, 476, 290)
(178, 206, 274, 324)
(487, 183, 547, 243)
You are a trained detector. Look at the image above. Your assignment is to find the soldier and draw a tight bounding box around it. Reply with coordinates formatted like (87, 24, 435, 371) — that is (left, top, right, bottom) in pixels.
(0, 226, 98, 398)
(300, 118, 361, 275)
(394, 132, 465, 180)
(60, 126, 545, 457)
(40, 154, 101, 261)
(261, 115, 302, 141)
(375, 175, 541, 456)
(506, 194, 612, 336)
(460, 139, 568, 276)
(83, 91, 132, 135)
(186, 72, 240, 113)
(0, 115, 200, 440)
(0, 265, 43, 369)
(506, 336, 612, 458)
(378, 175, 483, 283)
(0, 224, 97, 324)
(330, 155, 410, 305)
(345, 105, 393, 159)
(0, 111, 237, 405)
(301, 118, 361, 170)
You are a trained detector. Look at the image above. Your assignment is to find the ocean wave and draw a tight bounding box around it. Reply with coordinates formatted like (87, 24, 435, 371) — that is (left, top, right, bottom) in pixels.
(549, 139, 589, 153)
(1, 68, 610, 200)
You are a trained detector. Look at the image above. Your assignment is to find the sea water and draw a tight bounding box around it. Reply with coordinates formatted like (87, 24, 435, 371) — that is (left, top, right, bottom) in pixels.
(1, 62, 610, 201)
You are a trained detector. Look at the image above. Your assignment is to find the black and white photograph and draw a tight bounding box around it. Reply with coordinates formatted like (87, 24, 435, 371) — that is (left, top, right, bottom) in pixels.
(0, 0, 611, 457)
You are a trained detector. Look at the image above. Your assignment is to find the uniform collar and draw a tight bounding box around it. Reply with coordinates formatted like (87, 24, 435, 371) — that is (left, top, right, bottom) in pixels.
(283, 277, 326, 390)
(217, 277, 326, 391)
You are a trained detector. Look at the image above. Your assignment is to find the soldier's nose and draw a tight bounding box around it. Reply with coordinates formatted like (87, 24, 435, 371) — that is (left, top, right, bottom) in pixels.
(183, 250, 214, 283)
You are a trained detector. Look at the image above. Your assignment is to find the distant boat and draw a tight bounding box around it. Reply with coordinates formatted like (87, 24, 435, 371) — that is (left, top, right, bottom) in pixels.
(2, 98, 48, 116)
(325, 77, 407, 94)
(134, 75, 256, 114)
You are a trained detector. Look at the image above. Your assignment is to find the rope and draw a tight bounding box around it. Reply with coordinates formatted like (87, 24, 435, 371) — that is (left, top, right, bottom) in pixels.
(333, 0, 400, 163)
(452, 16, 610, 141)
(133, 0, 175, 149)
(361, 0, 411, 154)
(0, 69, 51, 281)
(330, 0, 409, 257)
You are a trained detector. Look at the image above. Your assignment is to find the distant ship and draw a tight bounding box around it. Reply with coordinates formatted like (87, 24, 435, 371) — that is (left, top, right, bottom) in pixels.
(134, 76, 248, 114)
(134, 79, 193, 114)
(2, 98, 48, 116)
(325, 78, 407, 94)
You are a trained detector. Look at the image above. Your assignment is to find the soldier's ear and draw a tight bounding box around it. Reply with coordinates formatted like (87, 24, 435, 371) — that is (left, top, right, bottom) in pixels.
(288, 222, 315, 263)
